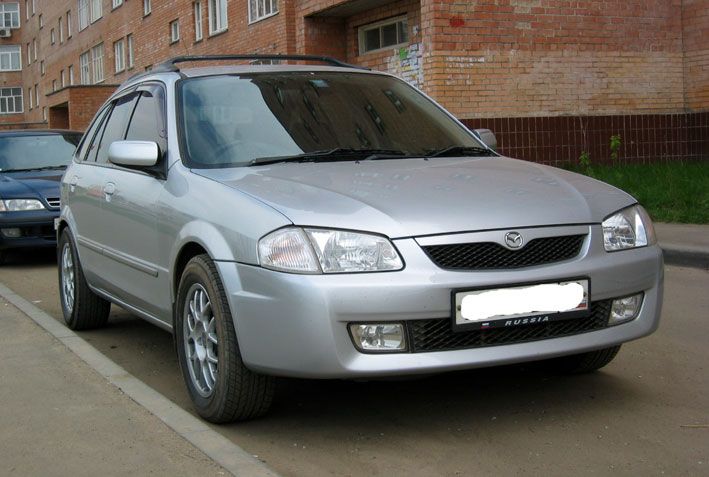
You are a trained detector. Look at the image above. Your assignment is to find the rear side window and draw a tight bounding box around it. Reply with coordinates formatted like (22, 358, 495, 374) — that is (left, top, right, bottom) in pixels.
(126, 89, 166, 154)
(77, 106, 110, 161)
(93, 93, 139, 163)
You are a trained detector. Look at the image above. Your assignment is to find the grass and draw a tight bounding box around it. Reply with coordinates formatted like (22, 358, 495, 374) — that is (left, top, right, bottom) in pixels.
(569, 162, 709, 224)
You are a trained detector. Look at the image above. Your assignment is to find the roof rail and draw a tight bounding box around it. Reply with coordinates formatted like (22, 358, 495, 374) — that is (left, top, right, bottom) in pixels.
(153, 54, 366, 73)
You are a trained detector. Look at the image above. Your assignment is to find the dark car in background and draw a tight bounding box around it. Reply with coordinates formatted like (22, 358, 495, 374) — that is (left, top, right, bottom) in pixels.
(0, 130, 82, 263)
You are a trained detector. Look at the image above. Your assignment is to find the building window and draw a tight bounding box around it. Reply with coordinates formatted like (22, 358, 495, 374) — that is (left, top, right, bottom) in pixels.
(31, 0, 34, 15)
(126, 33, 134, 68)
(0, 3, 20, 29)
(170, 20, 180, 43)
(42, 106, 46, 121)
(91, 43, 104, 83)
(358, 16, 408, 54)
(52, 79, 57, 92)
(193, 2, 203, 41)
(26, 42, 29, 64)
(248, 0, 277, 24)
(32, 37, 36, 60)
(0, 45, 21, 71)
(78, 0, 88, 30)
(0, 87, 23, 114)
(114, 39, 125, 73)
(24, 0, 28, 20)
(67, 10, 72, 37)
(112, 0, 123, 8)
(50, 28, 55, 44)
(69, 64, 74, 85)
(37, 12, 42, 28)
(90, 0, 102, 23)
(34, 83, 38, 106)
(60, 69, 65, 87)
(143, 0, 151, 16)
(208, 0, 227, 34)
(40, 59, 44, 75)
(28, 86, 32, 109)
(80, 51, 90, 84)
(59, 17, 63, 42)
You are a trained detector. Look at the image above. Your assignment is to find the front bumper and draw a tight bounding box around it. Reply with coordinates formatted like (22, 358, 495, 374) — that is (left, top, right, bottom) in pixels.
(0, 209, 59, 251)
(217, 225, 664, 378)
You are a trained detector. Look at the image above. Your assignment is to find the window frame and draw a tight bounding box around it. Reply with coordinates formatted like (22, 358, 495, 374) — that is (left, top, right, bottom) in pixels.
(0, 45, 22, 72)
(170, 19, 180, 43)
(208, 0, 227, 35)
(79, 51, 90, 84)
(114, 38, 125, 73)
(0, 87, 24, 115)
(358, 15, 409, 55)
(90, 0, 102, 23)
(193, 1, 203, 42)
(112, 0, 123, 9)
(67, 10, 72, 37)
(126, 34, 134, 69)
(78, 0, 88, 31)
(143, 0, 151, 16)
(0, 2, 20, 29)
(91, 43, 104, 83)
(248, 0, 278, 25)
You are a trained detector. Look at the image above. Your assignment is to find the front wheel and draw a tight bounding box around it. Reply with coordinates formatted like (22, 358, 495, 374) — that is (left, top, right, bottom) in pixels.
(175, 254, 275, 423)
(58, 229, 111, 330)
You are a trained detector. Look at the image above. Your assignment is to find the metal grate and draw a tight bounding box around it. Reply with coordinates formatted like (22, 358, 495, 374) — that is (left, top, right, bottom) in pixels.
(45, 197, 61, 208)
(422, 235, 585, 270)
(408, 300, 611, 353)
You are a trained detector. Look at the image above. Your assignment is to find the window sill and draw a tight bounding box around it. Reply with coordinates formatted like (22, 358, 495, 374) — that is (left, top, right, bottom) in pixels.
(169, 39, 180, 45)
(248, 11, 278, 25)
(359, 41, 409, 56)
(208, 27, 228, 38)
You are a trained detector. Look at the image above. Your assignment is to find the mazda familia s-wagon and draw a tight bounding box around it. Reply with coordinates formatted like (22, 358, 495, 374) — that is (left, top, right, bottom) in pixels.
(57, 55, 663, 422)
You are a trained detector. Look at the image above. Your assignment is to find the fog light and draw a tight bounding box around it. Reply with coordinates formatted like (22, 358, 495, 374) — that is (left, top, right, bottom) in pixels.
(349, 323, 406, 352)
(609, 293, 644, 325)
(1, 228, 21, 238)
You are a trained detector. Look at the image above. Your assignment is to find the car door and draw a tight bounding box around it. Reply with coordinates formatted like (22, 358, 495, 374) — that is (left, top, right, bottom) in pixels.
(65, 104, 114, 286)
(96, 83, 170, 321)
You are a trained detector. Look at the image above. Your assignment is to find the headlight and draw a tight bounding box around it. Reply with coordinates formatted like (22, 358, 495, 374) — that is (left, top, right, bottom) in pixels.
(0, 199, 46, 212)
(602, 205, 656, 252)
(258, 227, 403, 274)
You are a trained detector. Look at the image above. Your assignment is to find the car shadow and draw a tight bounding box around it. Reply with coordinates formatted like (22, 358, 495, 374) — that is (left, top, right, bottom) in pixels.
(0, 248, 56, 267)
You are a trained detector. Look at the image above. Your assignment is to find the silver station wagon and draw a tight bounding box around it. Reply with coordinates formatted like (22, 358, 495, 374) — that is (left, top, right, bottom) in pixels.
(58, 55, 663, 422)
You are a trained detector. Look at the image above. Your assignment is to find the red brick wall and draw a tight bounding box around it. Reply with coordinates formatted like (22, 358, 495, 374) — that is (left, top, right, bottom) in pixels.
(419, 0, 686, 120)
(682, 0, 709, 111)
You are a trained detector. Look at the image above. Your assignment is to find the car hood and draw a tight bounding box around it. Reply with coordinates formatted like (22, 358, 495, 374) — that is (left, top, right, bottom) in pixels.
(195, 157, 636, 238)
(0, 170, 64, 200)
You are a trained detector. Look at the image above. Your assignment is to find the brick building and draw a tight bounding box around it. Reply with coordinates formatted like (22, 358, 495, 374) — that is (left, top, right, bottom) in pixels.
(0, 0, 706, 165)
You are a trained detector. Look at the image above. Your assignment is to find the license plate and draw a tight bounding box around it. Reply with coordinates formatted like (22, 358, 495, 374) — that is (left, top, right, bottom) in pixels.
(452, 279, 590, 331)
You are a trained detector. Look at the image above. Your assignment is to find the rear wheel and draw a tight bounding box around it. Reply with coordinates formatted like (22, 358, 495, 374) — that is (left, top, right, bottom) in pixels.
(549, 345, 622, 374)
(58, 229, 111, 330)
(175, 254, 275, 422)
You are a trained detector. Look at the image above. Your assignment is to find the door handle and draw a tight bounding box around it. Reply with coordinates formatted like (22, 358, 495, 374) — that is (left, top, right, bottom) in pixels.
(103, 182, 116, 201)
(69, 175, 79, 193)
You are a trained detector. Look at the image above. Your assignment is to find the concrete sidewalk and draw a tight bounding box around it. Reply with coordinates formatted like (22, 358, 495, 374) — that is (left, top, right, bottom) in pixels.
(0, 298, 227, 476)
(655, 222, 709, 269)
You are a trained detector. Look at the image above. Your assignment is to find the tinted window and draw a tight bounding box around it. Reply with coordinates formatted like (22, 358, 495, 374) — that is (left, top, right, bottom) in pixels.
(0, 133, 82, 171)
(77, 106, 110, 161)
(126, 89, 166, 153)
(94, 94, 139, 163)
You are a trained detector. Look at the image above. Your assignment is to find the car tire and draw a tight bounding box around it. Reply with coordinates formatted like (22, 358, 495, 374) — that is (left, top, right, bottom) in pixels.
(58, 229, 111, 330)
(550, 345, 622, 374)
(175, 254, 275, 423)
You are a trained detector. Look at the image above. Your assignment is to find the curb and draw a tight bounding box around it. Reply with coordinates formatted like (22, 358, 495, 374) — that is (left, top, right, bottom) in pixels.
(0, 282, 280, 477)
(661, 245, 709, 270)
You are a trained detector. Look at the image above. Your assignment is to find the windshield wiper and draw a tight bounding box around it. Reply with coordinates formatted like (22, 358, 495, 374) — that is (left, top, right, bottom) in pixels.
(425, 145, 495, 158)
(2, 165, 67, 172)
(249, 148, 408, 166)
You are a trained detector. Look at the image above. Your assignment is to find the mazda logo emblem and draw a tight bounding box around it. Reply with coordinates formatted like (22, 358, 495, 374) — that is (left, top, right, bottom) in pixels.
(504, 231, 524, 249)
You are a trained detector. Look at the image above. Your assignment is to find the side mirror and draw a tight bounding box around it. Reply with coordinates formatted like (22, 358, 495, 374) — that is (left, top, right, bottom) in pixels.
(108, 140, 159, 168)
(473, 128, 497, 151)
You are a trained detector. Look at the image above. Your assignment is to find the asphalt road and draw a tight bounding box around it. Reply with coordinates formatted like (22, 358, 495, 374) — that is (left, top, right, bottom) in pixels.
(1, 249, 707, 476)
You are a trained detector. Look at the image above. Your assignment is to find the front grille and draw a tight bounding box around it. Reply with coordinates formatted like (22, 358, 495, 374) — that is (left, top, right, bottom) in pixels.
(45, 197, 61, 208)
(408, 300, 611, 353)
(422, 234, 585, 270)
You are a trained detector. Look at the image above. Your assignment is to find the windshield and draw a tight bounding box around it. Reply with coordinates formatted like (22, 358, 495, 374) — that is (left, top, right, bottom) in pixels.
(0, 133, 82, 172)
(178, 72, 486, 167)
